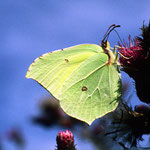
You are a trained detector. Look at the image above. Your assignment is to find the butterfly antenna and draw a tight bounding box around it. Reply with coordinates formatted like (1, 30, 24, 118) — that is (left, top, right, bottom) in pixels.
(113, 29, 124, 46)
(102, 24, 116, 42)
(105, 25, 121, 41)
(102, 24, 120, 48)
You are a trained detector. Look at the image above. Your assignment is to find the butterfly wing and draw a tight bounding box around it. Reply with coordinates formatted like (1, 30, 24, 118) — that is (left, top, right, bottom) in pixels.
(26, 44, 121, 125)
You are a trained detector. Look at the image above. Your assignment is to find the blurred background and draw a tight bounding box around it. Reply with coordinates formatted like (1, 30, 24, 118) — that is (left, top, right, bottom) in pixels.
(1, 0, 150, 149)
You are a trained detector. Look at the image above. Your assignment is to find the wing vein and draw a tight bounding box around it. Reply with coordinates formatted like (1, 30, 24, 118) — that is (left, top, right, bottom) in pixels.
(108, 66, 112, 104)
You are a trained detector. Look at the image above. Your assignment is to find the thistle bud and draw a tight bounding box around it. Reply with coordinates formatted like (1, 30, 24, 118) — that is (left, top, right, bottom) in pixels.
(56, 130, 76, 150)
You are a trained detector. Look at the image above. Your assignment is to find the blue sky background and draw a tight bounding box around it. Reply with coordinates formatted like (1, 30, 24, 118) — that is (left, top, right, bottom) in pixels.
(1, 0, 150, 149)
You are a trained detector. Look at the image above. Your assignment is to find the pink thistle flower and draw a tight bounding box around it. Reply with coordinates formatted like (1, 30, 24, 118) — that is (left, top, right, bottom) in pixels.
(118, 23, 150, 103)
(56, 130, 76, 150)
(118, 36, 148, 70)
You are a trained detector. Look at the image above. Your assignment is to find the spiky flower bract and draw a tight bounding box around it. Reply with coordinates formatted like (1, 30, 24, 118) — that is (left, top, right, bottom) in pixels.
(138, 22, 150, 55)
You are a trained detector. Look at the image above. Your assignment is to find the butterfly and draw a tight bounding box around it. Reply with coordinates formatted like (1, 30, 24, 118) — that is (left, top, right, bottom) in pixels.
(26, 24, 122, 125)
